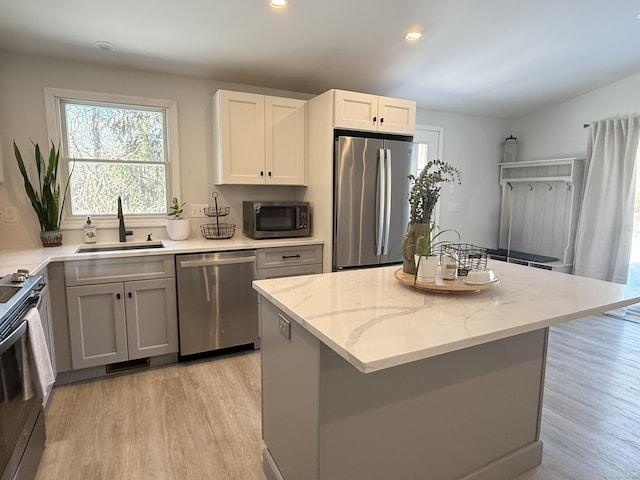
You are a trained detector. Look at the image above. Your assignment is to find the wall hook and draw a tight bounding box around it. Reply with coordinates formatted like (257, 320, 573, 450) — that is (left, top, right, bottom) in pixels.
(507, 182, 513, 191)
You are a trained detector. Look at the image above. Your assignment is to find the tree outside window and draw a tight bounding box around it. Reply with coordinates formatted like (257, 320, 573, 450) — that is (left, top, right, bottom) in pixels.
(45, 87, 180, 227)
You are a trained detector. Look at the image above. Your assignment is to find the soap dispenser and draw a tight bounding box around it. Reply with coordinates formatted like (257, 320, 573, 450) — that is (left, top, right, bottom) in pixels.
(83, 216, 97, 244)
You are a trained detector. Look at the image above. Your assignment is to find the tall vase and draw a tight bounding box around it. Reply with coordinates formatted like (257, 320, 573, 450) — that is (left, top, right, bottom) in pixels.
(40, 230, 62, 247)
(401, 222, 430, 274)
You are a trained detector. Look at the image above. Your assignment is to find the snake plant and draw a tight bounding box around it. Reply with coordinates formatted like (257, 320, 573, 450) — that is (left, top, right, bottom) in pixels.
(13, 140, 71, 231)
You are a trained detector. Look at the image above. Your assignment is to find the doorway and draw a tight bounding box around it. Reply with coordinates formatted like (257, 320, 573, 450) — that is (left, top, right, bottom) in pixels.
(413, 124, 444, 224)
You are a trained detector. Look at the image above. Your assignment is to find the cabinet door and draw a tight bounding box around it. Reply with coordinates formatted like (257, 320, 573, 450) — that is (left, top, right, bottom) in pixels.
(125, 278, 178, 359)
(265, 96, 306, 185)
(37, 286, 57, 377)
(333, 90, 379, 132)
(67, 283, 128, 369)
(213, 90, 266, 184)
(377, 96, 416, 135)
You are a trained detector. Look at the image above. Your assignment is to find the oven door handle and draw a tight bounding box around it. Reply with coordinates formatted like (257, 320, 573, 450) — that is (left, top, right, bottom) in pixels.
(0, 320, 27, 356)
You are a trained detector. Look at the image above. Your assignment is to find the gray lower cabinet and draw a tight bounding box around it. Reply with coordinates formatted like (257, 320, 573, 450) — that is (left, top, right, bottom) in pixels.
(64, 256, 178, 370)
(261, 298, 547, 480)
(37, 268, 56, 377)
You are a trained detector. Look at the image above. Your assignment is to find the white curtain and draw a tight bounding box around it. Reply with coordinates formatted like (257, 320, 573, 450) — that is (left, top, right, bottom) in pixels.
(574, 117, 640, 283)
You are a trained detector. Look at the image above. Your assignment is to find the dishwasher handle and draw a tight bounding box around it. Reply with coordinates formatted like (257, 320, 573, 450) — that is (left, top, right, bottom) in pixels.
(179, 256, 256, 268)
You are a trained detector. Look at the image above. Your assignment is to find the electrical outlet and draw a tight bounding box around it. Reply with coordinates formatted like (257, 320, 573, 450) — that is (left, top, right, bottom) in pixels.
(4, 207, 17, 223)
(191, 204, 208, 218)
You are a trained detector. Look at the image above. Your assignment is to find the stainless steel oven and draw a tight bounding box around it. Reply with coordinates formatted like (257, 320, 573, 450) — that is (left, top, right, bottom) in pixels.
(0, 273, 45, 480)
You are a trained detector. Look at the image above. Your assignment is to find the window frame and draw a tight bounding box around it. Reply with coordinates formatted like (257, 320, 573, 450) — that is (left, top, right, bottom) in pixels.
(44, 87, 181, 230)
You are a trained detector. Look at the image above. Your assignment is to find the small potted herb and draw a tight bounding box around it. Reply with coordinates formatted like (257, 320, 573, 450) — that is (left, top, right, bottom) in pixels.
(413, 226, 460, 283)
(165, 197, 190, 240)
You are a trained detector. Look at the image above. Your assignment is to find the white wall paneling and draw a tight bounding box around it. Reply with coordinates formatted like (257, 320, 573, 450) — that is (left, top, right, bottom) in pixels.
(498, 159, 585, 269)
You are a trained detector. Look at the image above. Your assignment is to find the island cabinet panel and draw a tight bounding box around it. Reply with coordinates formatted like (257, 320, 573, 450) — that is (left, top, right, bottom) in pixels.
(260, 298, 548, 480)
(261, 300, 320, 480)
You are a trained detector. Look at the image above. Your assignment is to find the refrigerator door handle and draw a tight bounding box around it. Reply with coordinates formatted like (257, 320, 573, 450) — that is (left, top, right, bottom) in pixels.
(376, 149, 386, 256)
(382, 148, 392, 255)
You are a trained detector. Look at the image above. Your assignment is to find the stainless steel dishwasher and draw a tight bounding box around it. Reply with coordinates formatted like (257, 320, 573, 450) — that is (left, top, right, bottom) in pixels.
(176, 250, 258, 356)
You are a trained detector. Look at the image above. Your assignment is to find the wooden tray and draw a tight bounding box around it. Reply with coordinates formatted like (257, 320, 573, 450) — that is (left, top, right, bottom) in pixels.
(394, 269, 500, 294)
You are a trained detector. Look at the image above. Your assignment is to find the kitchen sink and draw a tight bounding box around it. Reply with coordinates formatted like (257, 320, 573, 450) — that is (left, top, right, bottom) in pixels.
(75, 241, 165, 253)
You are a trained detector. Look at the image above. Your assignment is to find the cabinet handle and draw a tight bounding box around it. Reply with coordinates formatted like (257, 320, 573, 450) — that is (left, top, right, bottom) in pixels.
(372, 116, 377, 124)
(268, 171, 272, 177)
(128, 292, 132, 298)
(116, 293, 121, 300)
(282, 254, 301, 259)
(260, 171, 264, 176)
(380, 117, 384, 124)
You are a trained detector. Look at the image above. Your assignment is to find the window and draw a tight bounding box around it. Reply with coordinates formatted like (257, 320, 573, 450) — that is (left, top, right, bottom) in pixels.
(45, 88, 180, 227)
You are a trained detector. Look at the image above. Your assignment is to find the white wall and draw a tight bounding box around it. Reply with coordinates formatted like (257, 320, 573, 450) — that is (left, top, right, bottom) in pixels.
(416, 109, 508, 249)
(510, 71, 640, 161)
(0, 50, 511, 252)
(0, 50, 312, 248)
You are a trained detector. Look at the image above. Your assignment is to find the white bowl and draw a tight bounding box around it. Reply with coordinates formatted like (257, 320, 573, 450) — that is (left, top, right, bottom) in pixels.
(466, 268, 496, 283)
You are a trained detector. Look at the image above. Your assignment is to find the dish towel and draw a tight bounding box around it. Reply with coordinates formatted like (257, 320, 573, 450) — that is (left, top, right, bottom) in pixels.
(25, 307, 55, 406)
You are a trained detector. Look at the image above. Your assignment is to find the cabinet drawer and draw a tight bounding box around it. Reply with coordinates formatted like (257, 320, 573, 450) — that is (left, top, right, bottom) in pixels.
(257, 263, 323, 280)
(257, 245, 322, 270)
(65, 255, 175, 286)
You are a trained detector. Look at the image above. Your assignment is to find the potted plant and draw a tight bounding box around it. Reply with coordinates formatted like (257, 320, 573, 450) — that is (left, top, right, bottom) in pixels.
(14, 141, 71, 247)
(401, 159, 461, 274)
(413, 227, 460, 283)
(165, 196, 190, 240)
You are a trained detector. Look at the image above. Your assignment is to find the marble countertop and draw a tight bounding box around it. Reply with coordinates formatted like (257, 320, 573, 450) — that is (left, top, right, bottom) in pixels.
(253, 262, 640, 373)
(0, 236, 323, 277)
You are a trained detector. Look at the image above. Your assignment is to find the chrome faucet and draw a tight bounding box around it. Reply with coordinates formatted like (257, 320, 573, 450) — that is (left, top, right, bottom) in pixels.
(117, 195, 133, 242)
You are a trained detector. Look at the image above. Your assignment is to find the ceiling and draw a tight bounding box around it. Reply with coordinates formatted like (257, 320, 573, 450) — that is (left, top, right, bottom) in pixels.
(1, 0, 640, 119)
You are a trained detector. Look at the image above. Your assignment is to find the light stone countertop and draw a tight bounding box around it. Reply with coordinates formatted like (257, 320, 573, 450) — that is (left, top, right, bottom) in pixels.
(0, 236, 324, 277)
(253, 261, 640, 373)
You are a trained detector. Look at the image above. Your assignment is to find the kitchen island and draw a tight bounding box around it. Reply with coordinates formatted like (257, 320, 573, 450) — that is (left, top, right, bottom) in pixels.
(253, 262, 640, 480)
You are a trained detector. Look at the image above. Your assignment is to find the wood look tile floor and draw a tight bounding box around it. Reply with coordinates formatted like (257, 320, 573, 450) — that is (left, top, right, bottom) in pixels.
(36, 315, 640, 480)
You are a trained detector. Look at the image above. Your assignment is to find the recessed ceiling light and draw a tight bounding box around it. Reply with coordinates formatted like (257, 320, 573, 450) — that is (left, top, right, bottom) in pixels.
(405, 29, 422, 41)
(94, 41, 116, 52)
(269, 0, 288, 7)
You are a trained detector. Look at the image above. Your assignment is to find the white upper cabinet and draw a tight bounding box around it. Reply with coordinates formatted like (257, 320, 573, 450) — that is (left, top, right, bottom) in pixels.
(333, 90, 416, 135)
(213, 90, 306, 185)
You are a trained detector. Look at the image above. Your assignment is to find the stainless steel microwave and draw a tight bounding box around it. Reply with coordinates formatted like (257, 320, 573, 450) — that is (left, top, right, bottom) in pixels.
(243, 201, 310, 239)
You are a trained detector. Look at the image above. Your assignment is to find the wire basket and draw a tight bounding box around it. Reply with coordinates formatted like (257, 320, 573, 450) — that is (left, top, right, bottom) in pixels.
(204, 206, 230, 217)
(200, 223, 236, 240)
(439, 243, 487, 276)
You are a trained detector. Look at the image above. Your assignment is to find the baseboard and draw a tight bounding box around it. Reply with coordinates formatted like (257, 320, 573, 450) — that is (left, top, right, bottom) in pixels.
(458, 441, 544, 480)
(263, 448, 285, 480)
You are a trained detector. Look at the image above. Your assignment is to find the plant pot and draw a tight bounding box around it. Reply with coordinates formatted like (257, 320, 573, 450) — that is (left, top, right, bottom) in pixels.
(165, 218, 190, 241)
(402, 222, 431, 274)
(414, 254, 438, 283)
(40, 230, 62, 247)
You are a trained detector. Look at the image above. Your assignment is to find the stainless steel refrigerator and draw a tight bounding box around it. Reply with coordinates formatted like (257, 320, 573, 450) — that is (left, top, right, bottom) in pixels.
(333, 135, 418, 270)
